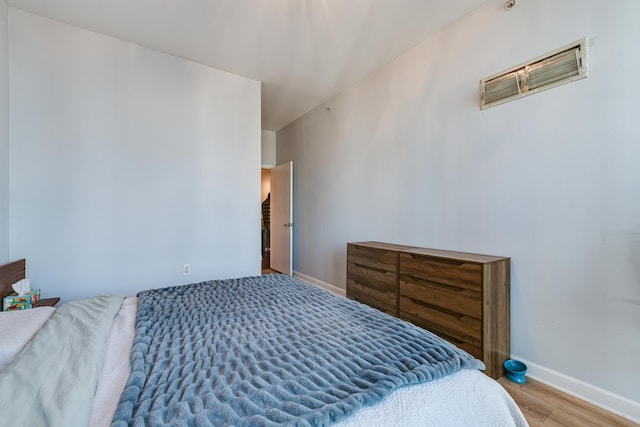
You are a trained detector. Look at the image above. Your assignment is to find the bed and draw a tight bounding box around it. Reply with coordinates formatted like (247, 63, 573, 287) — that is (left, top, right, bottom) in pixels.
(0, 259, 527, 426)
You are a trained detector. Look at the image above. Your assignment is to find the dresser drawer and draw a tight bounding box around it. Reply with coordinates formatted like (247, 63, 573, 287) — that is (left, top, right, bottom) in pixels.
(399, 295, 482, 347)
(348, 244, 397, 273)
(399, 275, 481, 320)
(399, 253, 481, 291)
(399, 302, 482, 359)
(433, 331, 482, 360)
(347, 278, 396, 314)
(348, 262, 395, 291)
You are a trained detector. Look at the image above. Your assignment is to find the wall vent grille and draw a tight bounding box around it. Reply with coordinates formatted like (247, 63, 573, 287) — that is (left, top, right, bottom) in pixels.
(480, 38, 588, 109)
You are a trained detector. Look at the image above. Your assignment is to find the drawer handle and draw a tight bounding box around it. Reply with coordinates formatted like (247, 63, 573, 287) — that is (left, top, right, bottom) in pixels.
(408, 275, 464, 292)
(408, 298, 467, 319)
(448, 311, 465, 320)
(436, 331, 464, 345)
(351, 277, 391, 291)
(351, 278, 368, 287)
(407, 254, 465, 266)
(353, 262, 390, 274)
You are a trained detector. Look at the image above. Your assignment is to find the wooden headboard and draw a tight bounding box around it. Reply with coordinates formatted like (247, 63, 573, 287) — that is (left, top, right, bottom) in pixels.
(0, 259, 26, 299)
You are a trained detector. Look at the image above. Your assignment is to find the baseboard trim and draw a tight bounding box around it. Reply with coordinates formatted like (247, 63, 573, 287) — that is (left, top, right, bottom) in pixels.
(293, 271, 346, 297)
(512, 356, 640, 423)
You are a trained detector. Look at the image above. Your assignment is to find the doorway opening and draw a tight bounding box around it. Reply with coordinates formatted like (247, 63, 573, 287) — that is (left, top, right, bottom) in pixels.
(261, 168, 273, 274)
(260, 161, 293, 275)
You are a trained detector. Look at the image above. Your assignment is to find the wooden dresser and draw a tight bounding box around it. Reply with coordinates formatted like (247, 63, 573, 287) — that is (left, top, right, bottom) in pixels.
(346, 241, 510, 379)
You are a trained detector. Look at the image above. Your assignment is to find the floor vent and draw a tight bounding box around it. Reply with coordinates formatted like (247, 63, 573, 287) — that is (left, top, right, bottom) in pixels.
(480, 38, 588, 109)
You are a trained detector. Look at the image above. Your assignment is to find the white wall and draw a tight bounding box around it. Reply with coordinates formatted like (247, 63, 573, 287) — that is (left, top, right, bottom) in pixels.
(9, 9, 261, 300)
(278, 0, 640, 412)
(261, 130, 276, 168)
(0, 1, 8, 263)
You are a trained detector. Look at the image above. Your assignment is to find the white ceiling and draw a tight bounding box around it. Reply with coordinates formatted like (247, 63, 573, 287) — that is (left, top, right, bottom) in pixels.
(7, 0, 487, 131)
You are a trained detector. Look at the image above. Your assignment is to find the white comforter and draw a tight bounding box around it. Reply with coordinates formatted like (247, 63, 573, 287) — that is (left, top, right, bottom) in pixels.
(89, 297, 528, 427)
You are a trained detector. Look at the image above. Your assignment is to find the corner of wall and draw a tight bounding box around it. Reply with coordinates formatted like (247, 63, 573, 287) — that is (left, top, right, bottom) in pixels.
(0, 0, 10, 263)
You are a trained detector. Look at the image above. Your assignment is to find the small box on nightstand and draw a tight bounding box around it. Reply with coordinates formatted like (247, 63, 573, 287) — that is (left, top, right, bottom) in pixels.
(3, 288, 41, 311)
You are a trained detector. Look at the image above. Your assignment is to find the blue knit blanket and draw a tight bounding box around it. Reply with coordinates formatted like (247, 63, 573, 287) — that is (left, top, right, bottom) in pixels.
(112, 275, 483, 426)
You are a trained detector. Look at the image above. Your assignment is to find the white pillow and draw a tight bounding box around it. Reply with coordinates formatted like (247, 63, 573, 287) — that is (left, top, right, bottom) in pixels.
(0, 306, 56, 373)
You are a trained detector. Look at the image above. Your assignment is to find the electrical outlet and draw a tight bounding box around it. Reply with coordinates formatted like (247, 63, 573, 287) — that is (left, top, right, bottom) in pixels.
(182, 264, 191, 276)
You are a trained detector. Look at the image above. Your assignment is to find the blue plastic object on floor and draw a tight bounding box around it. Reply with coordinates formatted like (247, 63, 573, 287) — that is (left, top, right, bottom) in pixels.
(504, 359, 527, 384)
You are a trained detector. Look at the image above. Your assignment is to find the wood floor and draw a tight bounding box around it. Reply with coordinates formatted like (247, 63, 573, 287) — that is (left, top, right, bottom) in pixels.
(498, 377, 638, 426)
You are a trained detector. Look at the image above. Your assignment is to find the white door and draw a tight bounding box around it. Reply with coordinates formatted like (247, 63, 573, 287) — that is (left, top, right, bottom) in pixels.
(270, 161, 293, 275)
